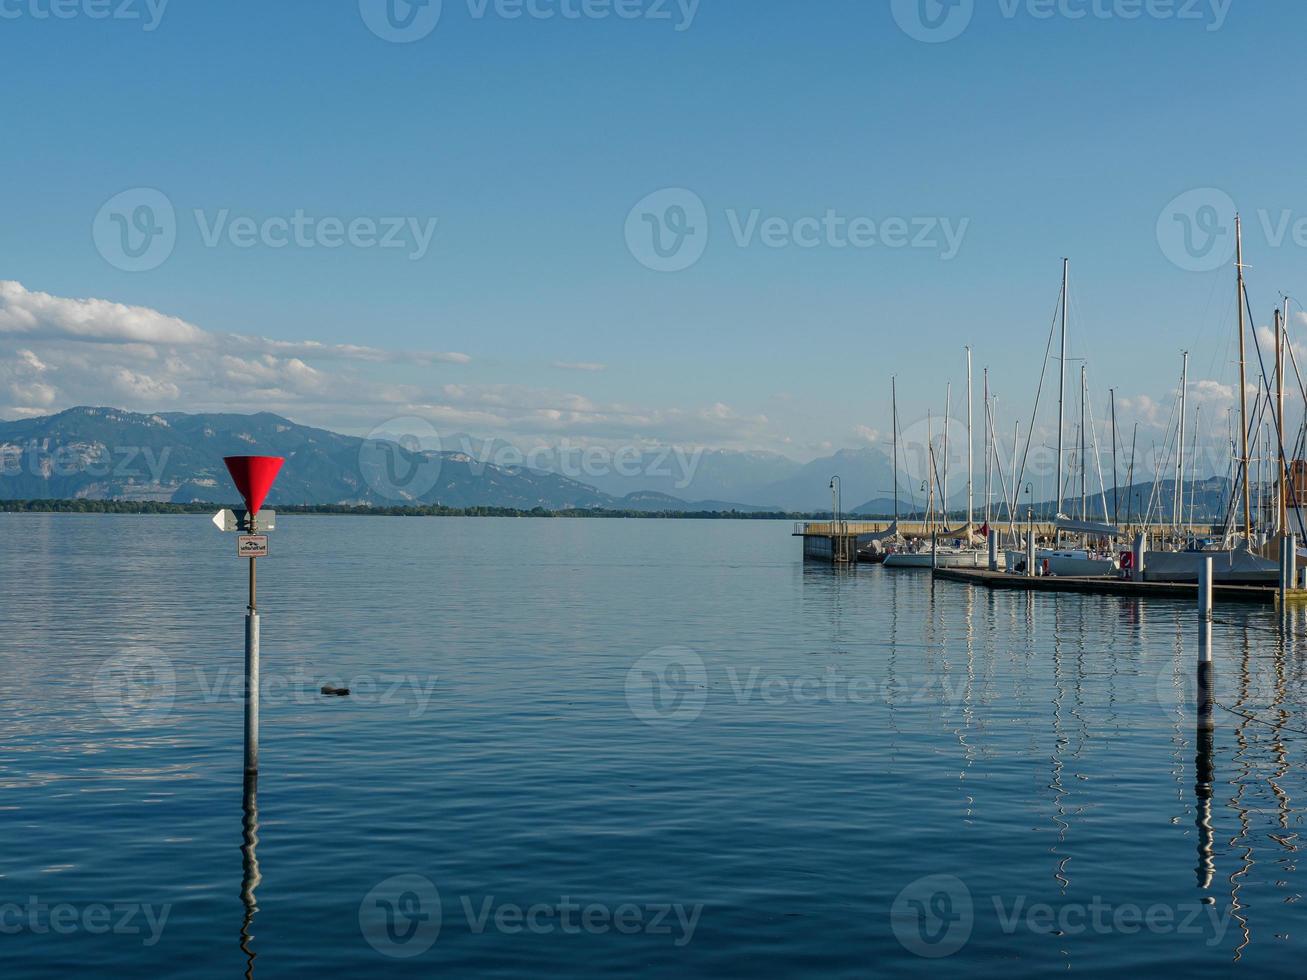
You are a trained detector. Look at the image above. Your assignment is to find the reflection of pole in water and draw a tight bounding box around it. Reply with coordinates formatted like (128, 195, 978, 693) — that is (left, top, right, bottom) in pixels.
(241, 772, 262, 979)
(1227, 625, 1254, 962)
(1195, 622, 1215, 890)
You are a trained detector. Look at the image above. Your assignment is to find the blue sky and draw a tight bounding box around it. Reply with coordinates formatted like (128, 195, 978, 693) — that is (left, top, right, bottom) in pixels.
(1, 0, 1302, 486)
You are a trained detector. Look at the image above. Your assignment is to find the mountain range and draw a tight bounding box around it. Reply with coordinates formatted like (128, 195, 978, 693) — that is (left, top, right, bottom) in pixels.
(0, 407, 868, 511)
(0, 407, 1253, 520)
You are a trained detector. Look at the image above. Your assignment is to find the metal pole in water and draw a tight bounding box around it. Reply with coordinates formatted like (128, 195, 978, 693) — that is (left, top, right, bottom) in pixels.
(245, 512, 260, 775)
(1198, 555, 1212, 622)
(1197, 618, 1214, 733)
(1026, 510, 1035, 578)
(988, 527, 998, 572)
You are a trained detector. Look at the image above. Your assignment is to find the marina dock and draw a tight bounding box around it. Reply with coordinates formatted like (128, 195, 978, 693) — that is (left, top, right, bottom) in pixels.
(931, 566, 1307, 606)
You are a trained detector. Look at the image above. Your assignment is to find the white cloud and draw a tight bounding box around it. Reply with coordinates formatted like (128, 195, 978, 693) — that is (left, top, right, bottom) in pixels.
(0, 281, 780, 452)
(0, 280, 206, 345)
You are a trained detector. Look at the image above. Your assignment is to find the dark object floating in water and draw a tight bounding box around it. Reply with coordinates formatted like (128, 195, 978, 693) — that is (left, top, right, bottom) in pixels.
(320, 686, 351, 697)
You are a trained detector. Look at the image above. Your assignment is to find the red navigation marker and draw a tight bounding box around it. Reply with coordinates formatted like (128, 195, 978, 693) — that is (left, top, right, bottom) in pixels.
(224, 456, 284, 515)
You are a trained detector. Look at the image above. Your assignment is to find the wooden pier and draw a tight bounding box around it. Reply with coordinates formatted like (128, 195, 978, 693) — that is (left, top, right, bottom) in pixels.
(931, 566, 1307, 606)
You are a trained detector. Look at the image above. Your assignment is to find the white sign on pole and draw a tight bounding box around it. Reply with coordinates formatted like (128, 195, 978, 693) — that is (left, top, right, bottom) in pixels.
(214, 509, 276, 532)
(237, 535, 269, 558)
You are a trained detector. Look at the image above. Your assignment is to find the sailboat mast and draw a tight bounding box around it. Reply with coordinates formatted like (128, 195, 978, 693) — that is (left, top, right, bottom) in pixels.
(1236, 216, 1252, 539)
(1176, 350, 1188, 533)
(1110, 388, 1118, 525)
(892, 376, 899, 524)
(984, 368, 992, 528)
(943, 383, 951, 524)
(1277, 308, 1287, 536)
(1056, 258, 1069, 527)
(1079, 364, 1087, 521)
(966, 347, 974, 530)
(927, 411, 934, 534)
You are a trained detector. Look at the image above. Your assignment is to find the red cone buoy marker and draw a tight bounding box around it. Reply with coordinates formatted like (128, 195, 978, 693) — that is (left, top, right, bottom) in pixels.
(223, 456, 284, 774)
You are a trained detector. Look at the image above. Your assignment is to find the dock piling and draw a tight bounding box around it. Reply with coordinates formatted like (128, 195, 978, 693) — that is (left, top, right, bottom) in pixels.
(1132, 533, 1147, 583)
(1198, 556, 1213, 622)
(987, 529, 998, 572)
(1197, 619, 1214, 732)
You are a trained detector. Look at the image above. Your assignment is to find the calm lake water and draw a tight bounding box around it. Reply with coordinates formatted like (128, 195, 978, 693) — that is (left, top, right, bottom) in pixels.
(2, 514, 1305, 977)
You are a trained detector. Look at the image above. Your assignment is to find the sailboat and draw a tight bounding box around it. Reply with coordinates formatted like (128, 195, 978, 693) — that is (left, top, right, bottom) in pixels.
(884, 351, 1003, 570)
(1143, 216, 1278, 584)
(1033, 259, 1121, 577)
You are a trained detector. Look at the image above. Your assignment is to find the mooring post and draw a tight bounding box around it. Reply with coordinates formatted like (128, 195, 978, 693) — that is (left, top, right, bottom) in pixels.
(1198, 555, 1213, 622)
(1025, 525, 1035, 578)
(1132, 532, 1147, 583)
(1279, 536, 1290, 619)
(931, 531, 938, 571)
(1197, 618, 1214, 732)
(988, 528, 998, 572)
